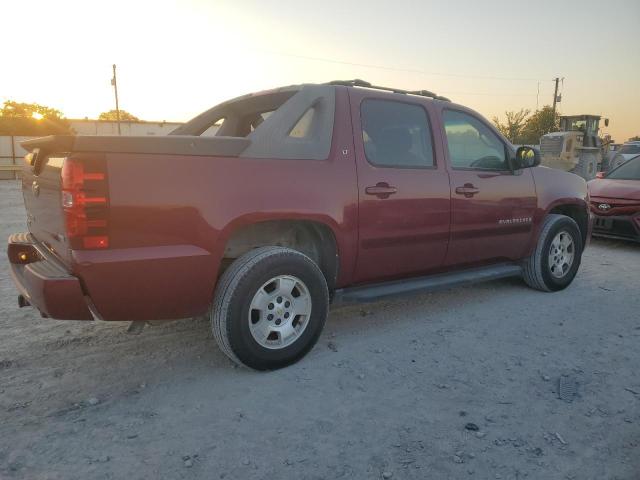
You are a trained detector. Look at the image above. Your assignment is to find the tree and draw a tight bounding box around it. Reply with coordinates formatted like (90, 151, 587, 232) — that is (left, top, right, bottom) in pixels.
(520, 106, 559, 144)
(1, 101, 65, 120)
(0, 101, 72, 136)
(98, 109, 139, 121)
(492, 109, 530, 144)
(629, 135, 640, 142)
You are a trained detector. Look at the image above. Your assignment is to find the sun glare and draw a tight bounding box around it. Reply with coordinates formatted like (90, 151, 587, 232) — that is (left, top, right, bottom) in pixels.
(32, 112, 44, 120)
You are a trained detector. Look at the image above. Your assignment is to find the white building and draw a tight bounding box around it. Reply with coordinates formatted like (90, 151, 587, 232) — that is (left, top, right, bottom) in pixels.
(69, 119, 183, 136)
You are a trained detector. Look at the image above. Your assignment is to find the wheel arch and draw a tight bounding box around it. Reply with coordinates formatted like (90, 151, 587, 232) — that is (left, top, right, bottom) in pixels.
(216, 217, 341, 291)
(546, 201, 589, 248)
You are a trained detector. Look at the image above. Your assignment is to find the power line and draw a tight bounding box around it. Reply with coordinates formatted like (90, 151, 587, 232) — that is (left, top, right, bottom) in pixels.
(260, 49, 553, 83)
(440, 90, 542, 97)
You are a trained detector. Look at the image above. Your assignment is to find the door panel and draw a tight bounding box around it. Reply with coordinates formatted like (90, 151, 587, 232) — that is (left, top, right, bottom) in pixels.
(442, 109, 537, 266)
(350, 92, 451, 284)
(446, 169, 537, 265)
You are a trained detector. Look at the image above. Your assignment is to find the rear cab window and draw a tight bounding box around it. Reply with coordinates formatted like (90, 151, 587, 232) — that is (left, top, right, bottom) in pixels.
(360, 99, 435, 168)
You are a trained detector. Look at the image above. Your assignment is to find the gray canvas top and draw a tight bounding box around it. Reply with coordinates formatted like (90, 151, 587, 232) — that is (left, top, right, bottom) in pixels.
(20, 134, 251, 157)
(242, 85, 335, 160)
(172, 84, 336, 161)
(21, 85, 336, 160)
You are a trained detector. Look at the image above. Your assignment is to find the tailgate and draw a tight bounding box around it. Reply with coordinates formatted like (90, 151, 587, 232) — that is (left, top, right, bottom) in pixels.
(20, 148, 72, 265)
(20, 136, 111, 265)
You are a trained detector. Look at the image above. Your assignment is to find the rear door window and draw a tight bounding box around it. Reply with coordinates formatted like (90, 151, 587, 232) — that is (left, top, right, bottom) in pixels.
(360, 100, 435, 168)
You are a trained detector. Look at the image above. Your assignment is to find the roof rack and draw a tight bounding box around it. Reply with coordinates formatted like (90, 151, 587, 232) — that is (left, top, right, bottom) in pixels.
(327, 79, 451, 102)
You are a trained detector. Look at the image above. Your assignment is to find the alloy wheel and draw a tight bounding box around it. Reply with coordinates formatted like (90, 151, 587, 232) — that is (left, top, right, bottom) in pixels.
(248, 275, 312, 349)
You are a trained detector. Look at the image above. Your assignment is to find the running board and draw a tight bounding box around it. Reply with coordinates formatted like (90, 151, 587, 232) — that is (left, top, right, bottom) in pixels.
(332, 263, 522, 305)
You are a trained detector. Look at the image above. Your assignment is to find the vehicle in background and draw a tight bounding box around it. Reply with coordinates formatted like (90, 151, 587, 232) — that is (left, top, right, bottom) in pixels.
(589, 156, 640, 242)
(603, 142, 621, 171)
(539, 114, 610, 180)
(608, 141, 640, 171)
(8, 80, 592, 370)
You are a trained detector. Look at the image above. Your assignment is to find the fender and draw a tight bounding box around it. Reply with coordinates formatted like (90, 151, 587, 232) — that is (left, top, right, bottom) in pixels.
(526, 167, 591, 256)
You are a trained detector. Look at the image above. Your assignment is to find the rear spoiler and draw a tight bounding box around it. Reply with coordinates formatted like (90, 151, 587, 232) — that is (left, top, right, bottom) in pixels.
(21, 135, 75, 154)
(20, 135, 251, 157)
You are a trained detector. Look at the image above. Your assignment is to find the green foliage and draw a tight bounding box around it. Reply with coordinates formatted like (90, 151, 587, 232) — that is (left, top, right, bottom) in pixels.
(493, 105, 560, 145)
(520, 106, 559, 144)
(492, 109, 530, 144)
(0, 101, 73, 136)
(1, 101, 64, 119)
(98, 109, 139, 121)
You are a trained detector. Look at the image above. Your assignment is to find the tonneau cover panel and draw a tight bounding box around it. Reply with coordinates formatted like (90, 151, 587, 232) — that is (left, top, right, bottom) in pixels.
(21, 135, 251, 157)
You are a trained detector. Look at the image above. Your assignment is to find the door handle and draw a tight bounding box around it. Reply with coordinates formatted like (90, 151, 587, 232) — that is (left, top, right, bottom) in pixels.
(365, 182, 397, 199)
(455, 184, 480, 198)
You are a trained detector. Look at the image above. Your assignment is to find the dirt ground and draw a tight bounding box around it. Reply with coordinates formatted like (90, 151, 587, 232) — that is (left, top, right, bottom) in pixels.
(0, 179, 638, 480)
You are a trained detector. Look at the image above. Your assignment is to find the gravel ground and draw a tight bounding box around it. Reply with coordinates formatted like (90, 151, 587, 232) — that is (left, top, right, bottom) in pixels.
(1, 179, 639, 480)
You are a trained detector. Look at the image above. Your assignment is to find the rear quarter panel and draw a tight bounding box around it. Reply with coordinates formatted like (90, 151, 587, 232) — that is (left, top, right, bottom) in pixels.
(77, 88, 358, 321)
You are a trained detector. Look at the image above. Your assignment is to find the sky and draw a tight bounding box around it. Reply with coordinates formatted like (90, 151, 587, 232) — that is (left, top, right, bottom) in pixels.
(2, 0, 639, 142)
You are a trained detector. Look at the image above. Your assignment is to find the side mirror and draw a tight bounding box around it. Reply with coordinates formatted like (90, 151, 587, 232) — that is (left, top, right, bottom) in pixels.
(514, 146, 541, 169)
(604, 118, 609, 127)
(595, 171, 605, 179)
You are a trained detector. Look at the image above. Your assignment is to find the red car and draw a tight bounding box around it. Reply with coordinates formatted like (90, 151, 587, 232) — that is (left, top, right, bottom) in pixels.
(589, 155, 640, 242)
(8, 80, 591, 369)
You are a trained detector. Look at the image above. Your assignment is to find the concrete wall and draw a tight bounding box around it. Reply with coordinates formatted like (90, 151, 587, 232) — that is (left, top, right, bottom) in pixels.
(0, 136, 31, 180)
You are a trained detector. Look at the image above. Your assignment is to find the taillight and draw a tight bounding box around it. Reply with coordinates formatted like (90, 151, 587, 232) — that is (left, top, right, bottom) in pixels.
(61, 156, 109, 249)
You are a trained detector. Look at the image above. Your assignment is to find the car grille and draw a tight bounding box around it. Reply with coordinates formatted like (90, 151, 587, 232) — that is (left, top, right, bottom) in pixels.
(593, 217, 639, 239)
(540, 137, 563, 156)
(590, 198, 640, 216)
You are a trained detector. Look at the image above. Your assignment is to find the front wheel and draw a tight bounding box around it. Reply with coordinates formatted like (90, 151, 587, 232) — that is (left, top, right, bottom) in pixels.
(211, 247, 329, 370)
(522, 214, 583, 292)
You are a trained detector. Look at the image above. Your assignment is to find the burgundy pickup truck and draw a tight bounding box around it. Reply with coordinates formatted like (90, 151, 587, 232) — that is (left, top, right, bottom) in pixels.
(8, 80, 591, 369)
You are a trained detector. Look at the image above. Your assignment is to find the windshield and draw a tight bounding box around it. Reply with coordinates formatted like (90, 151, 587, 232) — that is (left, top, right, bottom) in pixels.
(607, 156, 640, 180)
(568, 120, 586, 132)
(618, 144, 640, 155)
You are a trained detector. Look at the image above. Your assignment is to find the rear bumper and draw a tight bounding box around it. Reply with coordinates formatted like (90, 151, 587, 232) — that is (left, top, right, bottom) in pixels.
(7, 233, 93, 320)
(8, 232, 216, 321)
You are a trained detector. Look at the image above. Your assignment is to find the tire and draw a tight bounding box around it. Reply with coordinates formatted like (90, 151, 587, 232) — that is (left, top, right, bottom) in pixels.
(522, 214, 583, 292)
(571, 152, 598, 180)
(211, 246, 329, 370)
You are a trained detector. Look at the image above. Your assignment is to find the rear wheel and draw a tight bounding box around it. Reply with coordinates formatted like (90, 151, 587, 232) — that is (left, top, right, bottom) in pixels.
(211, 246, 329, 370)
(522, 214, 583, 292)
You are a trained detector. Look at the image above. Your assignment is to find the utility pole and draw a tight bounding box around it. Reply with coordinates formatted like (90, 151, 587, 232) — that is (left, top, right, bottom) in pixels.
(551, 77, 560, 120)
(111, 64, 121, 136)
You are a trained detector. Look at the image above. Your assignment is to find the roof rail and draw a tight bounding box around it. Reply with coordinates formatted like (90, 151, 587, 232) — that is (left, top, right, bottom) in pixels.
(327, 79, 450, 102)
